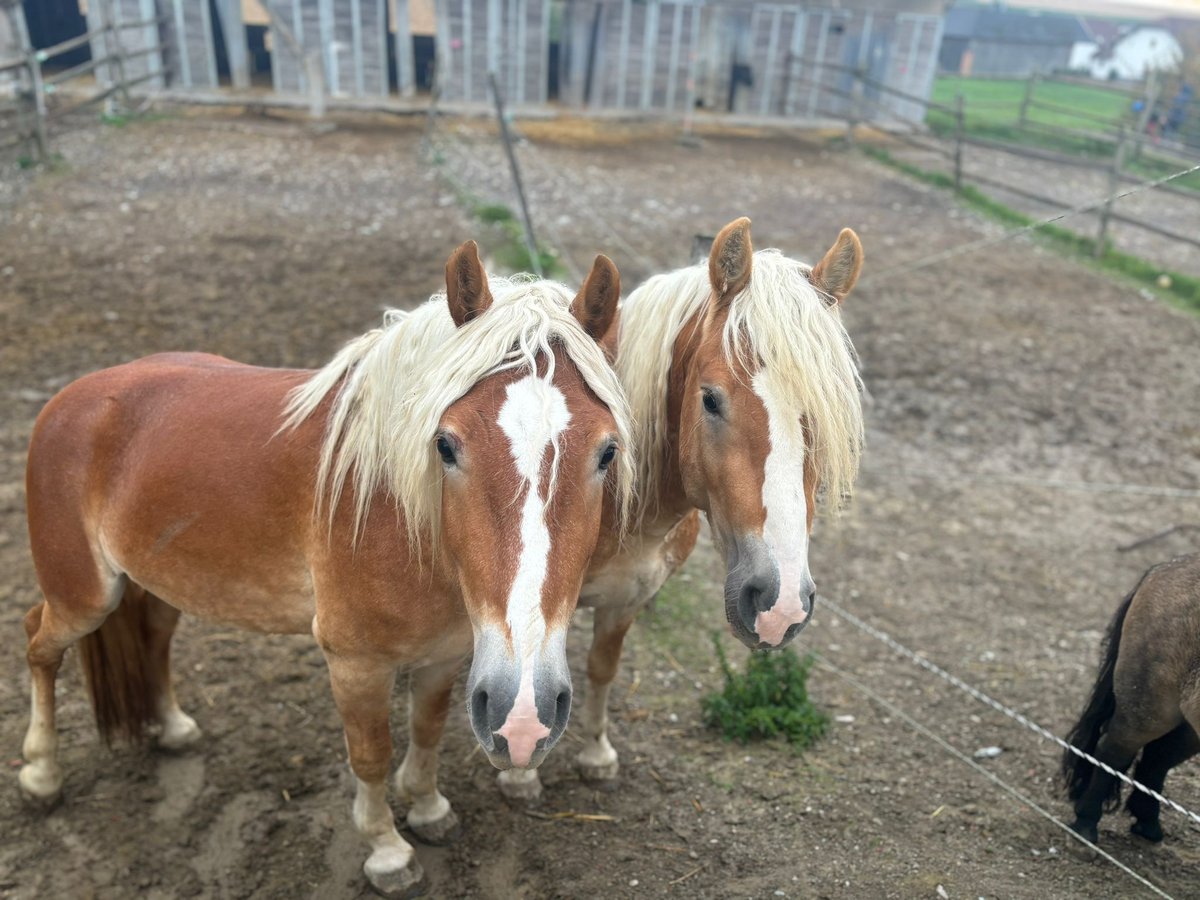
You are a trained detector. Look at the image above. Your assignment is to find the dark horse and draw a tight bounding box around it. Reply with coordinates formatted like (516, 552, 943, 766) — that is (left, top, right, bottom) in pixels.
(1063, 553, 1200, 843)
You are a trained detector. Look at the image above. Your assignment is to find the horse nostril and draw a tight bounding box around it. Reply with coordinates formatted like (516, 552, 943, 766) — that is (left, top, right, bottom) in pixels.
(805, 589, 817, 613)
(554, 690, 571, 731)
(471, 689, 489, 729)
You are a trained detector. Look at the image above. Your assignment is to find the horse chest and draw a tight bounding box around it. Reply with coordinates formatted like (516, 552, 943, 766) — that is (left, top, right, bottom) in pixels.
(580, 512, 699, 612)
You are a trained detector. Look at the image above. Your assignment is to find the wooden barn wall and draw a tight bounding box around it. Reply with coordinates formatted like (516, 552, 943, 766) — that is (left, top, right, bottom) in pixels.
(435, 0, 551, 105)
(85, 0, 171, 89)
(271, 0, 390, 97)
(578, 0, 701, 113)
(72, 0, 942, 124)
(574, 1, 943, 123)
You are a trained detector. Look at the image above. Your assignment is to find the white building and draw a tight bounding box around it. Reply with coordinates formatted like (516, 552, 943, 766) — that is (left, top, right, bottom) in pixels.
(1077, 25, 1183, 81)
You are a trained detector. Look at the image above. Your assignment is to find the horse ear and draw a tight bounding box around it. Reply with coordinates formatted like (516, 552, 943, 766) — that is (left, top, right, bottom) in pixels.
(445, 240, 494, 327)
(809, 228, 863, 306)
(708, 217, 753, 309)
(571, 254, 621, 351)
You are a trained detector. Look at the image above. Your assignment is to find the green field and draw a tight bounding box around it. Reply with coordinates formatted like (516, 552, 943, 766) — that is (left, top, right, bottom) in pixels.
(926, 75, 1200, 191)
(929, 75, 1133, 133)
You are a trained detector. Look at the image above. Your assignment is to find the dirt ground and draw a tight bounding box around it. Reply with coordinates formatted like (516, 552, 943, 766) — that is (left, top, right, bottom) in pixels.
(2, 110, 1199, 900)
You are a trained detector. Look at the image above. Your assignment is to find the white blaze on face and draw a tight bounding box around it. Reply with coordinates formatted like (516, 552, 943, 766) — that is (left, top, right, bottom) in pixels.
(494, 373, 571, 767)
(751, 370, 812, 647)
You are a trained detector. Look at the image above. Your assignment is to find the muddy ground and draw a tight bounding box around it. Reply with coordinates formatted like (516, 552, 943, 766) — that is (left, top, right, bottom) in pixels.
(1, 110, 1199, 900)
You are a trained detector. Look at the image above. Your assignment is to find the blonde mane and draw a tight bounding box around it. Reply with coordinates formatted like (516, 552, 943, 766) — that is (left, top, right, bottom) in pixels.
(617, 248, 863, 526)
(283, 276, 635, 548)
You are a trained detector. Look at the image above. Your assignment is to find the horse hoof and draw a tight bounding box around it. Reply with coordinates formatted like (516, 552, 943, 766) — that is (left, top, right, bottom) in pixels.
(1068, 819, 1099, 846)
(158, 715, 203, 752)
(497, 768, 542, 802)
(364, 849, 426, 899)
(408, 808, 460, 846)
(18, 763, 63, 809)
(1131, 820, 1164, 843)
(576, 745, 619, 783)
(578, 758, 619, 787)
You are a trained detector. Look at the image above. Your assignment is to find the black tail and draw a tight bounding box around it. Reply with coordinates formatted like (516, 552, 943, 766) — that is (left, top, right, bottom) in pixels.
(78, 584, 164, 745)
(1060, 575, 1144, 808)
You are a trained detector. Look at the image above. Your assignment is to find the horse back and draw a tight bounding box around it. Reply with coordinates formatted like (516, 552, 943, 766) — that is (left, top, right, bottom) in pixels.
(26, 352, 321, 633)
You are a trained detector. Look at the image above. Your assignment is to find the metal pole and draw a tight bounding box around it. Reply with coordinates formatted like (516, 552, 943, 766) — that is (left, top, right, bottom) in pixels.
(488, 71, 543, 277)
(953, 91, 964, 190)
(1096, 125, 1128, 258)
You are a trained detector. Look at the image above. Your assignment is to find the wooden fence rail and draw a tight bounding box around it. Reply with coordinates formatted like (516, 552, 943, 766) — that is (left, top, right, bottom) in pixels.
(2, 0, 161, 162)
(832, 66, 1200, 265)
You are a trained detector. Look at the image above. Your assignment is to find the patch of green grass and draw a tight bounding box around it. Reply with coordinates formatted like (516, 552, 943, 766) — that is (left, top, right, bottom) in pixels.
(931, 75, 1129, 133)
(429, 158, 566, 278)
(642, 576, 707, 661)
(474, 203, 515, 224)
(862, 145, 1200, 314)
(701, 639, 829, 752)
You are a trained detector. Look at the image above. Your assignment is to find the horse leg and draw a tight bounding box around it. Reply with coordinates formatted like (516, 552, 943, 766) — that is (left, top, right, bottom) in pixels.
(142, 592, 202, 750)
(1069, 719, 1143, 844)
(575, 512, 700, 785)
(395, 659, 460, 844)
(577, 605, 639, 782)
(1127, 723, 1200, 843)
(21, 578, 122, 805)
(325, 653, 424, 899)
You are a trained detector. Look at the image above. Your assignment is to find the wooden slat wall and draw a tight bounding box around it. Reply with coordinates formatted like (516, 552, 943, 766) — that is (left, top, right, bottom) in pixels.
(437, 0, 550, 105)
(272, 0, 389, 96)
(580, 0, 700, 114)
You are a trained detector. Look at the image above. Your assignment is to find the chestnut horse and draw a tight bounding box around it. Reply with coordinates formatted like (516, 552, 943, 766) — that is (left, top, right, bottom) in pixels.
(19, 242, 632, 897)
(498, 218, 865, 799)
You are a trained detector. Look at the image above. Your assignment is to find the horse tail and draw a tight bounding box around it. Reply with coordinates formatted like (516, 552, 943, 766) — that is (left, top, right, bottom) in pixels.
(78, 584, 163, 745)
(1060, 573, 1144, 807)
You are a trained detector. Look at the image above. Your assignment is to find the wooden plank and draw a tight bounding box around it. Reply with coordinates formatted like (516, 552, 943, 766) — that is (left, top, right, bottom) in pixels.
(806, 10, 828, 118)
(138, 0, 165, 88)
(350, 0, 364, 95)
(486, 0, 499, 82)
(759, 7, 781, 116)
(395, 0, 413, 96)
(616, 0, 630, 109)
(318, 0, 335, 94)
(665, 1, 683, 111)
(540, 0, 550, 104)
(639, 0, 658, 111)
(199, 0, 219, 87)
(462, 0, 472, 102)
(171, 0, 192, 88)
(377, 0, 388, 96)
(216, 0, 249, 88)
(784, 11, 807, 116)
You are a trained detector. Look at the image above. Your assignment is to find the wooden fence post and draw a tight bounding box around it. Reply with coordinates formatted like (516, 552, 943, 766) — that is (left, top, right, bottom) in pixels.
(7, 1, 48, 162)
(1096, 125, 1128, 258)
(1018, 71, 1038, 128)
(953, 92, 964, 190)
(845, 68, 863, 148)
(1131, 68, 1159, 163)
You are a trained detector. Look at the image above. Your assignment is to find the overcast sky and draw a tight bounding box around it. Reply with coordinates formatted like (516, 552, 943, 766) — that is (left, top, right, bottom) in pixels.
(1003, 0, 1200, 19)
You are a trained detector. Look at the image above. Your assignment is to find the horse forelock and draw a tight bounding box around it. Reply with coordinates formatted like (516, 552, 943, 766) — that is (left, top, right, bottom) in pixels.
(618, 248, 864, 526)
(282, 276, 635, 552)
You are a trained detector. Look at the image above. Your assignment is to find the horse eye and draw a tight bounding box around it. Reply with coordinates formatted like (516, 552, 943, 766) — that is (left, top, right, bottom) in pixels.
(598, 443, 617, 472)
(436, 435, 457, 467)
(702, 389, 720, 416)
